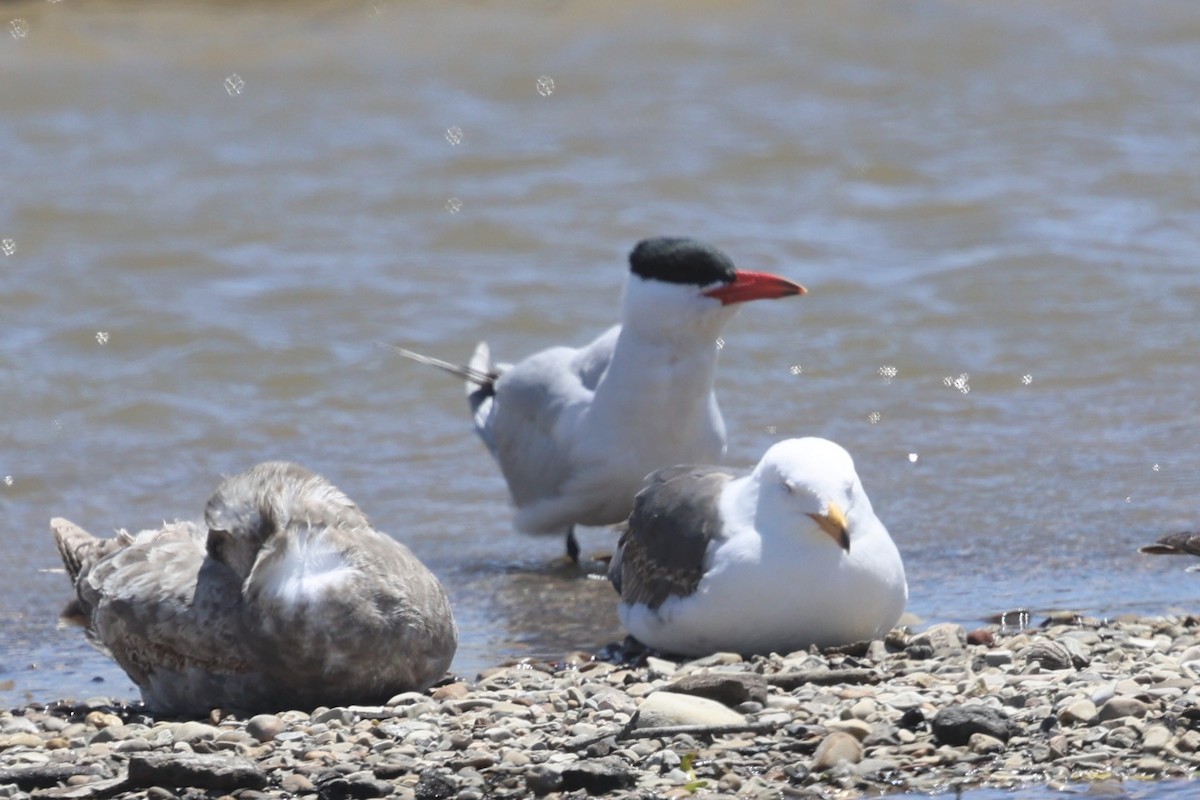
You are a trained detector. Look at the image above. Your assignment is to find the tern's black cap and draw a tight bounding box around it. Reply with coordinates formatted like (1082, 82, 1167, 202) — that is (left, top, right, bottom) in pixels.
(628, 237, 737, 287)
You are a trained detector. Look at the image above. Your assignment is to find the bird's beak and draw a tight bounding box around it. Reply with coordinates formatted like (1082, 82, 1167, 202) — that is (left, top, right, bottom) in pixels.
(808, 502, 850, 552)
(703, 270, 807, 306)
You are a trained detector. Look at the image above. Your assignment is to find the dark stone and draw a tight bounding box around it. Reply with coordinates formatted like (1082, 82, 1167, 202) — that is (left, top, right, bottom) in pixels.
(1021, 641, 1074, 671)
(899, 708, 926, 731)
(932, 705, 1016, 746)
(966, 628, 995, 646)
(125, 754, 268, 792)
(905, 644, 935, 660)
(560, 757, 637, 794)
(0, 764, 105, 791)
(767, 669, 880, 690)
(585, 736, 616, 758)
(525, 764, 563, 796)
(414, 769, 456, 800)
(665, 672, 769, 706)
(316, 771, 393, 800)
(372, 762, 415, 780)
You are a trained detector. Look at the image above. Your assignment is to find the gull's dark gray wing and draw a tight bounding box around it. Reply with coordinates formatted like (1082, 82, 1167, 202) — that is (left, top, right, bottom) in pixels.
(610, 465, 735, 610)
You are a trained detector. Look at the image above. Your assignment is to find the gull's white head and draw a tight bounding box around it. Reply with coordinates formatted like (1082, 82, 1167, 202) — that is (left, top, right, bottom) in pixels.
(619, 237, 805, 342)
(750, 437, 874, 553)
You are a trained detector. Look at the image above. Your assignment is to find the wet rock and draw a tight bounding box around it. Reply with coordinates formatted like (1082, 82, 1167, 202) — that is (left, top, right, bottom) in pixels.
(560, 757, 636, 793)
(663, 672, 768, 706)
(524, 765, 562, 795)
(125, 753, 268, 791)
(931, 705, 1015, 746)
(0, 764, 102, 791)
(316, 770, 393, 800)
(414, 769, 456, 800)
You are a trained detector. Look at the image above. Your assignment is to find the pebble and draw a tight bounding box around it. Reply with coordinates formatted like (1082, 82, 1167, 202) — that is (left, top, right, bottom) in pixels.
(813, 731, 863, 769)
(634, 691, 745, 728)
(1058, 698, 1099, 725)
(6, 615, 1200, 798)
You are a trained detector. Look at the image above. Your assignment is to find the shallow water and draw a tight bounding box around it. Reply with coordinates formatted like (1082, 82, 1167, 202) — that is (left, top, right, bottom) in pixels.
(2, 0, 1199, 727)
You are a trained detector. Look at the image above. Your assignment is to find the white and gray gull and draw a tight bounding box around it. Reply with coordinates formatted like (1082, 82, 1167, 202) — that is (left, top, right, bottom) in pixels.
(608, 437, 907, 656)
(52, 461, 458, 716)
(392, 237, 805, 561)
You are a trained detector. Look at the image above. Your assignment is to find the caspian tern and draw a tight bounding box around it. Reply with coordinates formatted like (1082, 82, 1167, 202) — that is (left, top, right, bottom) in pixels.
(391, 237, 805, 561)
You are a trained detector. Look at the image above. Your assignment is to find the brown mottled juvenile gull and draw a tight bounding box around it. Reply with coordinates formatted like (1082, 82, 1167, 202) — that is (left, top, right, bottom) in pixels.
(1141, 532, 1200, 568)
(608, 437, 907, 656)
(53, 461, 457, 716)
(390, 237, 805, 562)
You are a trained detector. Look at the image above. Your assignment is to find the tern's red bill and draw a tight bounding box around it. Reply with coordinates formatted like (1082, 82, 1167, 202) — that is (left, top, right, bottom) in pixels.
(703, 270, 806, 306)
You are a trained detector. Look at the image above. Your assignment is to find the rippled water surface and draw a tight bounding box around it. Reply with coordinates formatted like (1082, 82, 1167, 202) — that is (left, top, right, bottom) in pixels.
(2, 0, 1200, 734)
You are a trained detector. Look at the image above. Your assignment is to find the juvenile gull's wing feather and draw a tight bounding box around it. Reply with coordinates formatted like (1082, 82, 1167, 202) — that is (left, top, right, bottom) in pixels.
(63, 520, 253, 688)
(1140, 532, 1200, 557)
(612, 465, 734, 610)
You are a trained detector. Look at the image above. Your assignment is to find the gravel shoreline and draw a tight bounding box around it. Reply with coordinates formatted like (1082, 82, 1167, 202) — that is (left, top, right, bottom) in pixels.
(4, 614, 1200, 799)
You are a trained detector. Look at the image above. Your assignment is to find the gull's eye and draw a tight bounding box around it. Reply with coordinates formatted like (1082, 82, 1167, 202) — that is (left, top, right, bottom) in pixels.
(782, 479, 796, 495)
(206, 529, 228, 559)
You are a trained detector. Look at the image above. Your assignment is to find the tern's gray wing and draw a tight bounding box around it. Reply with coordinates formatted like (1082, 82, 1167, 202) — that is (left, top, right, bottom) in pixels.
(1141, 532, 1200, 558)
(610, 465, 734, 610)
(483, 328, 618, 509)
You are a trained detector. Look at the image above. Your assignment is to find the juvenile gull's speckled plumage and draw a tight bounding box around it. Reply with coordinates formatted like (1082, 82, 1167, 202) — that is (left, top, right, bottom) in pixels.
(609, 438, 907, 657)
(391, 237, 805, 561)
(53, 461, 457, 716)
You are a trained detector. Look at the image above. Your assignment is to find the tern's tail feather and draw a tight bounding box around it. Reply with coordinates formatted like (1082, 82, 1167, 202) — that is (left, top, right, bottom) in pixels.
(380, 343, 498, 387)
(382, 341, 500, 452)
(466, 342, 497, 450)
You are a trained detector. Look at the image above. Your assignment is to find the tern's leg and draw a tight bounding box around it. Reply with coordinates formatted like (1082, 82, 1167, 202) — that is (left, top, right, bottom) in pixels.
(565, 527, 580, 563)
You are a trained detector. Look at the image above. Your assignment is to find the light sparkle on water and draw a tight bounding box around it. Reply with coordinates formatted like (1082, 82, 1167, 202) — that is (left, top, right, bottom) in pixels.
(224, 74, 244, 96)
(1022, 374, 1033, 385)
(908, 453, 919, 463)
(9, 18, 29, 38)
(943, 373, 970, 394)
(536, 76, 555, 97)
(96, 331, 109, 345)
(3, 476, 12, 487)
(445, 126, 464, 146)
(766, 425, 777, 435)
(1, 238, 14, 256)
(789, 364, 802, 375)
(879, 365, 897, 384)
(445, 197, 462, 214)
(868, 411, 881, 424)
